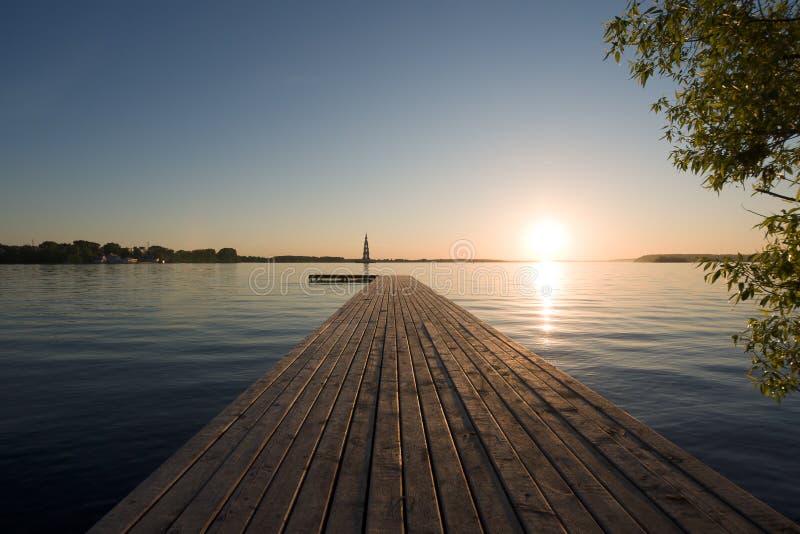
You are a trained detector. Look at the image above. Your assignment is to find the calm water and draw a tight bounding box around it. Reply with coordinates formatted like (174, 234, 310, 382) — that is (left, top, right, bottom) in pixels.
(0, 262, 797, 532)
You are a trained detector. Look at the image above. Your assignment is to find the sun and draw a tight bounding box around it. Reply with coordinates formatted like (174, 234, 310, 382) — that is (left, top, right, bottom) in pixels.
(527, 220, 568, 260)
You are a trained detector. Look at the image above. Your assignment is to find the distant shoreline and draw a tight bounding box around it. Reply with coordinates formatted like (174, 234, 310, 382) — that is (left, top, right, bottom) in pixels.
(0, 258, 749, 265)
(0, 241, 752, 264)
(631, 253, 754, 263)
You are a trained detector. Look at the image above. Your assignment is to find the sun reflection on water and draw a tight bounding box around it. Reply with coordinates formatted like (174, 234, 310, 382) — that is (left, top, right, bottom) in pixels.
(534, 261, 560, 335)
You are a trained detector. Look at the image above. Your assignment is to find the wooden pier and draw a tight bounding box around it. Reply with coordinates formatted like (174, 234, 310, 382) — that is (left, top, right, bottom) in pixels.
(308, 274, 377, 284)
(91, 276, 797, 533)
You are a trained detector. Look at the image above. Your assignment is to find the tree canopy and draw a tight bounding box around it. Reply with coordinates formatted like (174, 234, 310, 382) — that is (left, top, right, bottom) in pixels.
(0, 242, 246, 264)
(605, 0, 800, 400)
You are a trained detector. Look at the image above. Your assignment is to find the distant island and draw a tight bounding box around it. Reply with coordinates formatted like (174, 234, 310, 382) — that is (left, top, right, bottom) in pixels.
(632, 253, 753, 263)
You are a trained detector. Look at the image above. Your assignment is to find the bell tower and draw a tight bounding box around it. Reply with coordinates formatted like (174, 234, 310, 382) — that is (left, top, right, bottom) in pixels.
(362, 234, 370, 264)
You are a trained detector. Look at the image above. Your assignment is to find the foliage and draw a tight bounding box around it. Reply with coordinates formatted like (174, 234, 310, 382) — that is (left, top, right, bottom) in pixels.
(173, 248, 216, 263)
(269, 255, 348, 262)
(0, 245, 361, 264)
(0, 242, 240, 264)
(605, 0, 800, 400)
(216, 248, 238, 262)
(0, 240, 102, 264)
(102, 242, 123, 256)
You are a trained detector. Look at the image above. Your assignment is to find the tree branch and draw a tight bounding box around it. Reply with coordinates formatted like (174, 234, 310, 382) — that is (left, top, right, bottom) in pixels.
(755, 188, 799, 202)
(742, 203, 769, 218)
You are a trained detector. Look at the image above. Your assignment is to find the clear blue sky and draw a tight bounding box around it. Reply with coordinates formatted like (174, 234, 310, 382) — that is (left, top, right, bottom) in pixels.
(0, 1, 776, 259)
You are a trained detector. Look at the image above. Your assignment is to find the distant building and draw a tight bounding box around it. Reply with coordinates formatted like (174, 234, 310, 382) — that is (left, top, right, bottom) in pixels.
(101, 253, 138, 264)
(362, 234, 370, 264)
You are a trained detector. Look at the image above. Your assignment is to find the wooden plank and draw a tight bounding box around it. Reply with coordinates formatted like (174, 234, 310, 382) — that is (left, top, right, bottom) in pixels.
(422, 287, 730, 530)
(503, 357, 790, 533)
(181, 285, 381, 533)
(413, 287, 629, 533)
(409, 288, 584, 533)
(324, 282, 390, 531)
(421, 283, 794, 532)
(421, 317, 570, 532)
(414, 285, 676, 533)
(130, 285, 375, 533)
(235, 284, 385, 532)
(393, 291, 443, 533)
(279, 291, 385, 533)
(397, 287, 482, 533)
(401, 283, 524, 533)
(91, 276, 798, 534)
(90, 287, 369, 534)
(424, 288, 705, 531)
(365, 278, 404, 533)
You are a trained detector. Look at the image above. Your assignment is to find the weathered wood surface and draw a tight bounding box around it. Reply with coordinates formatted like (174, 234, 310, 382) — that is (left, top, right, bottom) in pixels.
(91, 276, 798, 533)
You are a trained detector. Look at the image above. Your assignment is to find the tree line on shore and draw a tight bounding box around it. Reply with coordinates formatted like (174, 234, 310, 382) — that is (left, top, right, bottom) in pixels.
(0, 241, 371, 264)
(0, 241, 242, 264)
(0, 241, 525, 264)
